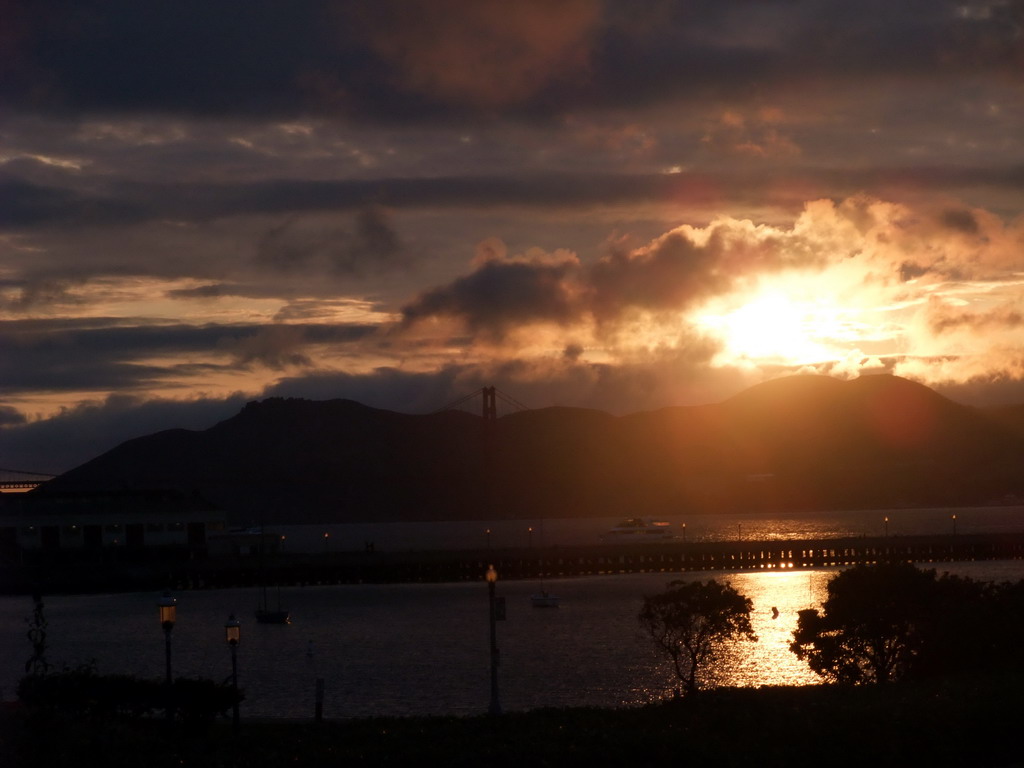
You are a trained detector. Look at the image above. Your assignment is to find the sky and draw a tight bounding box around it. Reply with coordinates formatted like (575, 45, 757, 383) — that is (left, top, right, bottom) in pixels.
(3, 0, 1024, 474)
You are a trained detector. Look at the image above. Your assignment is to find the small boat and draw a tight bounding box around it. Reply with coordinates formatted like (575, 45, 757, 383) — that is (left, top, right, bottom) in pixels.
(531, 590, 560, 608)
(255, 606, 290, 624)
(605, 518, 673, 541)
(255, 584, 290, 624)
(529, 519, 560, 607)
(255, 525, 290, 624)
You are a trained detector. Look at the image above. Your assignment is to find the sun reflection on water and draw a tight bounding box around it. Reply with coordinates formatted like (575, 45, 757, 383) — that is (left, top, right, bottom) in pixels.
(626, 569, 838, 703)
(707, 570, 835, 688)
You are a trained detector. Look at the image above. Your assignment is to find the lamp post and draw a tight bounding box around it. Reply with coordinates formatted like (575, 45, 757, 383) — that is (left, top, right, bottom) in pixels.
(157, 591, 176, 723)
(486, 564, 501, 716)
(681, 523, 687, 543)
(225, 614, 241, 733)
(952, 514, 957, 536)
(884, 516, 889, 538)
(527, 526, 533, 549)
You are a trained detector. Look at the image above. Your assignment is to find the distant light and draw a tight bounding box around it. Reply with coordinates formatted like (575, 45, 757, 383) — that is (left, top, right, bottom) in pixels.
(486, 564, 497, 583)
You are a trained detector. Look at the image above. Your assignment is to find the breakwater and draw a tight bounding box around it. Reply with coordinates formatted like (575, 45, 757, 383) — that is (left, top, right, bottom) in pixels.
(6, 532, 1024, 595)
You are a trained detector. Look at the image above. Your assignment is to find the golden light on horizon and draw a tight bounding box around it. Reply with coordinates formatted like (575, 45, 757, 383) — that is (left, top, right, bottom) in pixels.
(697, 289, 845, 366)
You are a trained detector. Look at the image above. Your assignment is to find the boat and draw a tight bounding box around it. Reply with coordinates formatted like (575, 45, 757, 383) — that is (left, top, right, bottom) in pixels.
(255, 605, 290, 624)
(529, 520, 560, 607)
(604, 518, 674, 541)
(530, 590, 560, 608)
(255, 526, 290, 624)
(255, 582, 290, 624)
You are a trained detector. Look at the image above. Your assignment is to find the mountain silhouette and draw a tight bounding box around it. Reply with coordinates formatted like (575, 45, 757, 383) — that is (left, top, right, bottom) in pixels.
(35, 375, 1024, 523)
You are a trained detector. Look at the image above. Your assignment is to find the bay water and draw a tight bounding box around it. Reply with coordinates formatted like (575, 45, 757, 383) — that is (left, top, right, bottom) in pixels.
(3, 507, 1024, 719)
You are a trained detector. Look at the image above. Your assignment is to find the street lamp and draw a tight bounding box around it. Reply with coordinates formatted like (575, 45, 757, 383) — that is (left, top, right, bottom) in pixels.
(527, 526, 533, 549)
(224, 614, 241, 732)
(884, 516, 889, 538)
(157, 591, 176, 723)
(486, 564, 501, 716)
(952, 514, 957, 536)
(681, 522, 687, 543)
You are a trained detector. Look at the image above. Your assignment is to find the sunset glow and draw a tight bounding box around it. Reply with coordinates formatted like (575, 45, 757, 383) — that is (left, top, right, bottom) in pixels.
(4, 0, 1024, 472)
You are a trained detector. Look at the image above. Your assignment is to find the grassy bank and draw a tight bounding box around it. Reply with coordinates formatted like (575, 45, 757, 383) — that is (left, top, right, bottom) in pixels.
(2, 676, 1021, 767)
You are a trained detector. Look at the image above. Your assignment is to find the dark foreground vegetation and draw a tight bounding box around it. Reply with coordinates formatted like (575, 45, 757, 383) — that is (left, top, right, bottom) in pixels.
(2, 676, 1022, 768)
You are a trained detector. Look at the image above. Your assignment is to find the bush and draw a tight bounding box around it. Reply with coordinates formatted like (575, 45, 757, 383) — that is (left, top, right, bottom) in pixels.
(17, 668, 242, 722)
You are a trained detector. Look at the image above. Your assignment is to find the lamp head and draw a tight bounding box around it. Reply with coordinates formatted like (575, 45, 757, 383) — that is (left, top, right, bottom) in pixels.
(157, 591, 176, 630)
(225, 614, 241, 647)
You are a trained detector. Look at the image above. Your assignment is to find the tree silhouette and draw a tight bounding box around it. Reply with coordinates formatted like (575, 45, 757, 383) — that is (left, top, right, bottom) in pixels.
(639, 579, 757, 697)
(790, 562, 992, 684)
(24, 592, 50, 676)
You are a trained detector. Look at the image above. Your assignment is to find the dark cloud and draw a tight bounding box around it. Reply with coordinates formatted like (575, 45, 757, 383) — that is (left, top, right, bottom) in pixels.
(344, 0, 601, 109)
(399, 221, 800, 336)
(0, 405, 28, 427)
(6, 167, 1024, 232)
(941, 209, 981, 234)
(165, 283, 228, 299)
(2, 277, 86, 310)
(254, 207, 408, 277)
(563, 343, 585, 362)
(0, 320, 378, 395)
(1, 1, 340, 117)
(0, 177, 145, 229)
(899, 262, 931, 282)
(927, 301, 1024, 334)
(401, 256, 582, 336)
(255, 217, 324, 271)
(4, 1, 1021, 121)
(590, 229, 737, 322)
(221, 326, 312, 371)
(330, 206, 406, 275)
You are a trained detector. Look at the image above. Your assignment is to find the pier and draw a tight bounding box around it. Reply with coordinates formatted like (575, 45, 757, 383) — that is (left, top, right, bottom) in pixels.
(5, 531, 1024, 595)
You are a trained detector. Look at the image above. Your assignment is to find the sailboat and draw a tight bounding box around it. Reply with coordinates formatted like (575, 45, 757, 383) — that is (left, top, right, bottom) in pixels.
(256, 583, 290, 624)
(255, 526, 290, 624)
(530, 589, 560, 608)
(530, 520, 560, 608)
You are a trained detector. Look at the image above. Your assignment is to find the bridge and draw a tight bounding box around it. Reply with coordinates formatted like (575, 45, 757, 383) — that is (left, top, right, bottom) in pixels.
(0, 467, 57, 491)
(433, 386, 530, 420)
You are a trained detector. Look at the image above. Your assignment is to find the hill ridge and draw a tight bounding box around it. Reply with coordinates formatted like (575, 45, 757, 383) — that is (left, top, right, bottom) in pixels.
(35, 374, 1024, 523)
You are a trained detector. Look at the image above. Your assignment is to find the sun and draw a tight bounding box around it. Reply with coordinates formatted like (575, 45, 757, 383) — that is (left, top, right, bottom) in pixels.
(696, 288, 846, 365)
